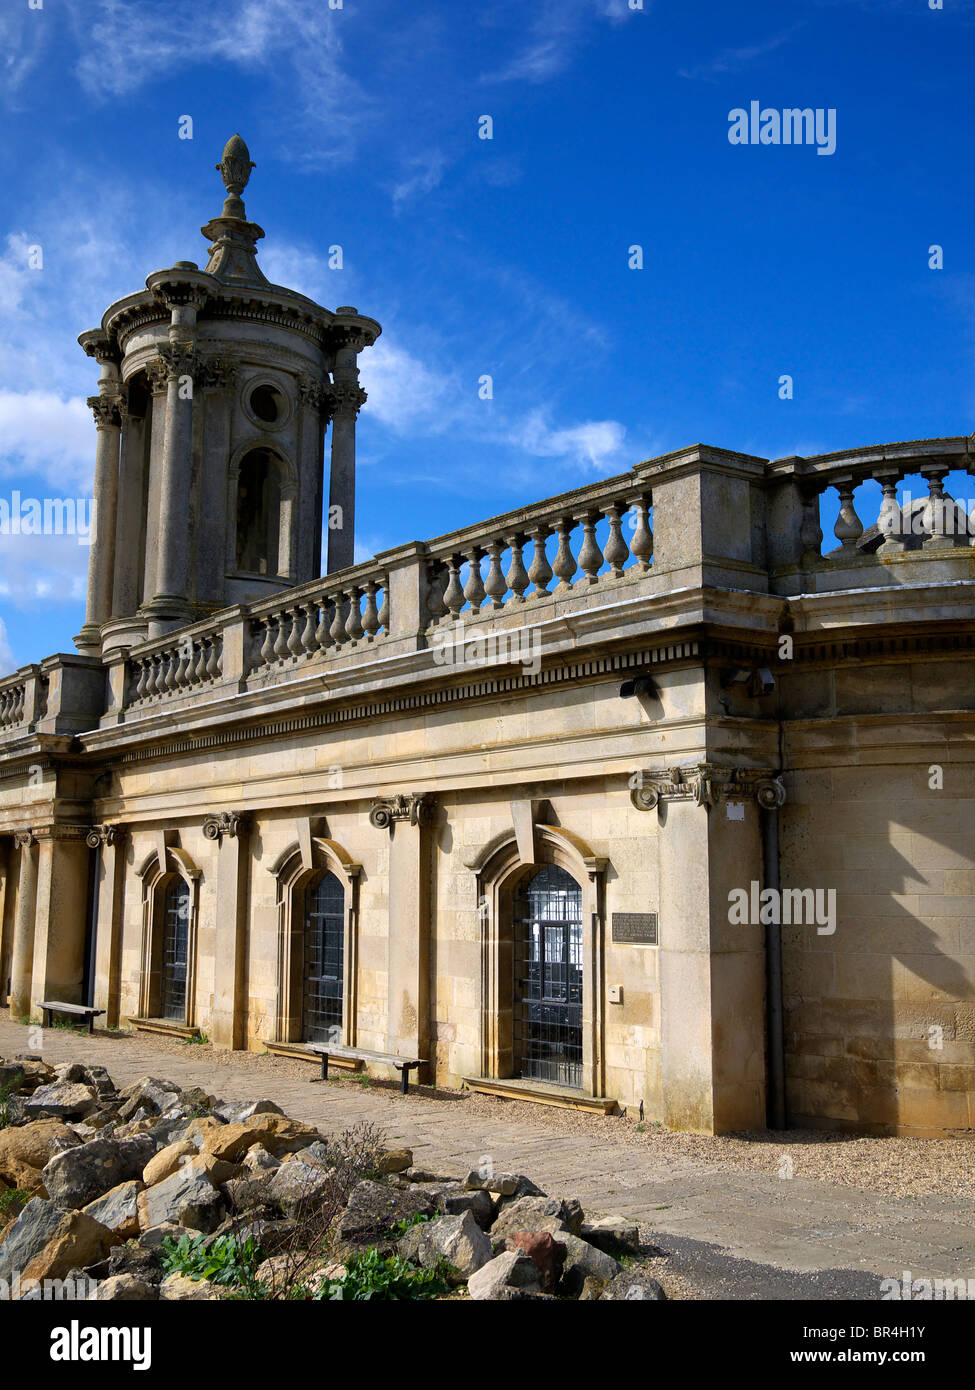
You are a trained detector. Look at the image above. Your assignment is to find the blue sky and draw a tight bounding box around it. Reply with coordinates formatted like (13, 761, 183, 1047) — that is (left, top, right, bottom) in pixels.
(1, 0, 973, 669)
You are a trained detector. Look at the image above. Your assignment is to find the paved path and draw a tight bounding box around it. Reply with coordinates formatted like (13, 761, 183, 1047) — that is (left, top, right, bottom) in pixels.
(5, 1017, 975, 1299)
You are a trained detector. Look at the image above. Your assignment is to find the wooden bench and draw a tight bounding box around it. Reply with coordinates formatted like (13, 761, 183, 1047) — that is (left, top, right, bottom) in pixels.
(38, 1001, 105, 1034)
(306, 1043, 428, 1094)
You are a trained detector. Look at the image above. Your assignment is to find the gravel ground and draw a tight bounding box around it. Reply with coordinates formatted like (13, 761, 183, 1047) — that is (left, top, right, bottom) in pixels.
(28, 1022, 975, 1204)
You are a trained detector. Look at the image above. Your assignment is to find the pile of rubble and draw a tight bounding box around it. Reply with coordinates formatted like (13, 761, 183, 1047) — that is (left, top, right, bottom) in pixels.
(0, 1054, 665, 1301)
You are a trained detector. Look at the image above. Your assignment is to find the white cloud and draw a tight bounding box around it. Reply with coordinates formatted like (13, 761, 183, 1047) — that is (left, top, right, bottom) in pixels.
(0, 618, 13, 673)
(482, 0, 644, 86)
(391, 152, 448, 210)
(0, 391, 92, 494)
(358, 338, 458, 434)
(678, 27, 802, 81)
(507, 410, 627, 472)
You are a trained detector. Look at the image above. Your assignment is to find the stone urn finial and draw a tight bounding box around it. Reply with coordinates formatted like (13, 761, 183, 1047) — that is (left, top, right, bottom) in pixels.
(215, 133, 255, 219)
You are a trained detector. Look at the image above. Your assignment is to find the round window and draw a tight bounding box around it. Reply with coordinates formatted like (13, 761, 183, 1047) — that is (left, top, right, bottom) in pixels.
(249, 383, 284, 424)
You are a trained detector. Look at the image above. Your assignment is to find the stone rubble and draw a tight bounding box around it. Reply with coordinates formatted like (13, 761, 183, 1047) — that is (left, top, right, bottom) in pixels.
(0, 1054, 667, 1302)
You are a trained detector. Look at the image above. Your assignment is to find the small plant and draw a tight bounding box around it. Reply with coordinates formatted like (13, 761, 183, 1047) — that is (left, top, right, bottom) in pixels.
(182, 1032, 209, 1046)
(160, 1232, 262, 1290)
(392, 1212, 431, 1236)
(49, 1017, 87, 1035)
(318, 1248, 450, 1301)
(347, 1073, 372, 1088)
(0, 1187, 30, 1225)
(635, 1124, 645, 1133)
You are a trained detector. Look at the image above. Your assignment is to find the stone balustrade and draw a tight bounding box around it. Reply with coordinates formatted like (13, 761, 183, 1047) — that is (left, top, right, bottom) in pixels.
(247, 570, 390, 677)
(0, 666, 48, 737)
(421, 480, 653, 626)
(126, 629, 224, 707)
(0, 676, 27, 730)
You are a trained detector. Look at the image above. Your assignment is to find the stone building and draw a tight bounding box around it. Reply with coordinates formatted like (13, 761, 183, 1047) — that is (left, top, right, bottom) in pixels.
(1, 137, 973, 1137)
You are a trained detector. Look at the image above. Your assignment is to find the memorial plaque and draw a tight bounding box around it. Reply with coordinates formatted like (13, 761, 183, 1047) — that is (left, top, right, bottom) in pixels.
(612, 912, 658, 945)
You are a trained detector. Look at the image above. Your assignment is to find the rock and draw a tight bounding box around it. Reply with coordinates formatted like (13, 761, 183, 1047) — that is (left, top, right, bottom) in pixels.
(581, 1216, 641, 1256)
(0, 1197, 68, 1281)
(212, 1099, 284, 1124)
(91, 1240, 167, 1287)
(143, 1140, 197, 1187)
(240, 1145, 280, 1174)
(136, 1167, 225, 1234)
(42, 1138, 128, 1209)
(184, 1116, 226, 1148)
(203, 1114, 319, 1163)
(89, 1274, 158, 1301)
(404, 1167, 461, 1184)
(136, 1223, 195, 1253)
(491, 1196, 572, 1240)
(0, 1118, 79, 1194)
(20, 1209, 116, 1283)
(337, 1180, 436, 1249)
(375, 1148, 413, 1175)
(504, 1230, 566, 1291)
(557, 1233, 622, 1297)
(23, 1081, 98, 1121)
(416, 1210, 492, 1281)
(158, 1271, 225, 1301)
(265, 1160, 334, 1219)
(602, 1269, 667, 1301)
(434, 1184, 495, 1230)
(212, 1214, 298, 1256)
(82, 1181, 144, 1240)
(223, 1175, 275, 1215)
(464, 1170, 545, 1199)
(468, 1250, 546, 1300)
(117, 1077, 182, 1121)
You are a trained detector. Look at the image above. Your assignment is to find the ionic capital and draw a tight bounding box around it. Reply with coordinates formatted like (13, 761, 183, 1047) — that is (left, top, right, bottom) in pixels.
(630, 764, 786, 812)
(369, 793, 432, 831)
(203, 811, 246, 841)
(86, 824, 124, 848)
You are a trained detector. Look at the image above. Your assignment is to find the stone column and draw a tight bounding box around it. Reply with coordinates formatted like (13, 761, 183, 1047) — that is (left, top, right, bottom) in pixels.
(141, 364, 172, 612)
(111, 406, 147, 620)
(296, 375, 330, 578)
(632, 765, 785, 1133)
(205, 812, 249, 1050)
(370, 794, 433, 1070)
(326, 346, 367, 575)
(9, 832, 38, 1019)
(31, 829, 91, 1008)
(89, 826, 126, 1027)
(75, 345, 124, 656)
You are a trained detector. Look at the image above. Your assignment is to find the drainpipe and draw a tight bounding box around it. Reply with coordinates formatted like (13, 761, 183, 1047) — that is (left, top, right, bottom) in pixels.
(762, 804, 786, 1130)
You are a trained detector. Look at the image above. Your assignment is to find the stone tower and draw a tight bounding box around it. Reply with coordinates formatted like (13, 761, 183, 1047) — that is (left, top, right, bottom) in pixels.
(75, 134, 381, 657)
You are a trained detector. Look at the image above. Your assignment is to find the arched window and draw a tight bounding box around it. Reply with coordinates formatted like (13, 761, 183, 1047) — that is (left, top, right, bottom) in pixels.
(235, 448, 282, 576)
(161, 878, 190, 1022)
(302, 871, 345, 1044)
(512, 865, 583, 1088)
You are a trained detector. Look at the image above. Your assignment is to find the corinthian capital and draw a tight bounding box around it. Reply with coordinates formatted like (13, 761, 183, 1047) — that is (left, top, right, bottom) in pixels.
(328, 380, 368, 418)
(87, 394, 125, 430)
(630, 764, 786, 812)
(296, 374, 331, 414)
(156, 341, 204, 383)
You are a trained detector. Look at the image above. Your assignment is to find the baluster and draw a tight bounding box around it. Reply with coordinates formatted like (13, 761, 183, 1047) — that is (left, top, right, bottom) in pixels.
(258, 618, 274, 667)
(273, 612, 290, 660)
(443, 555, 466, 618)
(484, 540, 507, 609)
(206, 637, 220, 680)
(189, 641, 204, 684)
(12, 686, 23, 724)
(377, 577, 390, 634)
(301, 602, 319, 655)
(0, 690, 10, 726)
(833, 479, 863, 553)
(628, 497, 653, 571)
(346, 586, 364, 643)
(316, 599, 333, 652)
(875, 471, 905, 555)
(552, 517, 577, 591)
(527, 526, 553, 596)
(330, 593, 348, 645)
(174, 643, 191, 688)
(576, 512, 604, 583)
(505, 534, 529, 603)
(362, 582, 380, 640)
(921, 468, 965, 549)
(463, 548, 486, 612)
(603, 503, 629, 578)
(287, 607, 304, 657)
(135, 659, 149, 702)
(426, 562, 448, 624)
(143, 657, 157, 698)
(163, 650, 179, 693)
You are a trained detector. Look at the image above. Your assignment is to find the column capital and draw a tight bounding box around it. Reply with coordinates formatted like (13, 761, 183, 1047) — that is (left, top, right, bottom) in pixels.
(328, 380, 368, 418)
(155, 342, 205, 383)
(87, 394, 125, 430)
(14, 830, 35, 848)
(86, 824, 126, 848)
(630, 763, 786, 812)
(297, 373, 332, 415)
(198, 355, 238, 391)
(203, 811, 247, 841)
(369, 792, 433, 831)
(79, 331, 121, 367)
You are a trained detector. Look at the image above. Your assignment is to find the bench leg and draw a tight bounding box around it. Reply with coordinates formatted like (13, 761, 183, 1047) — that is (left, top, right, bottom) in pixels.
(321, 1053, 328, 1082)
(401, 1067, 409, 1096)
(88, 1015, 95, 1035)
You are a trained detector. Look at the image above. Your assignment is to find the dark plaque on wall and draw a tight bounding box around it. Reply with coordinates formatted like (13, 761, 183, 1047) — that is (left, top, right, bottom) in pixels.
(612, 912, 658, 945)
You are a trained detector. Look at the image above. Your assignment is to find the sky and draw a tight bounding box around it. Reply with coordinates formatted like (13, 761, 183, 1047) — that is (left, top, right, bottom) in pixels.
(0, 0, 973, 669)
